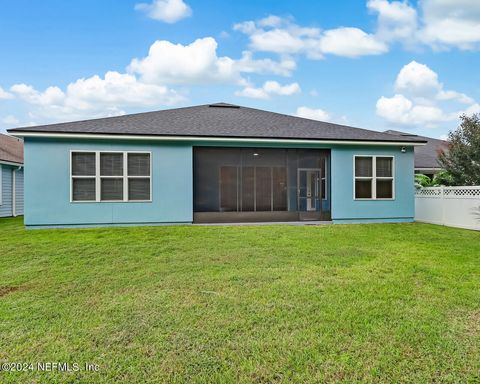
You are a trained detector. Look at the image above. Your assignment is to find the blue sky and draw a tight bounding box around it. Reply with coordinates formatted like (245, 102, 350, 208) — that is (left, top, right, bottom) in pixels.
(1, 0, 479, 138)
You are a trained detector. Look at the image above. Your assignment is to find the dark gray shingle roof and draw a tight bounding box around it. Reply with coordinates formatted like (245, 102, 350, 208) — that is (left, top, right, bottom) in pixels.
(9, 103, 426, 144)
(384, 130, 447, 169)
(0, 133, 23, 165)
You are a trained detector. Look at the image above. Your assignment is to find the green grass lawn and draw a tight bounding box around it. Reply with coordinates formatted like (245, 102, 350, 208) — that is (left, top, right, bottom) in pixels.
(1, 218, 480, 383)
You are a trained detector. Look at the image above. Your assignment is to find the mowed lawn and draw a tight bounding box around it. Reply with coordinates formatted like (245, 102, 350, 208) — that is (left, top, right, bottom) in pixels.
(1, 218, 480, 383)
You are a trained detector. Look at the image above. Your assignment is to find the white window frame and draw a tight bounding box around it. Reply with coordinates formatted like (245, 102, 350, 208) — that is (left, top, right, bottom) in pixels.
(70, 150, 152, 203)
(353, 155, 395, 200)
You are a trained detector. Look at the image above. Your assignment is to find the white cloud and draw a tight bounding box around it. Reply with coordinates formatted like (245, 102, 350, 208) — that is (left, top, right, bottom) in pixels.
(419, 0, 480, 50)
(318, 27, 388, 58)
(394, 61, 475, 105)
(367, 0, 418, 42)
(235, 81, 300, 99)
(370, 0, 480, 50)
(10, 72, 183, 122)
(235, 2, 480, 61)
(1, 115, 19, 125)
(4, 36, 300, 124)
(234, 16, 386, 59)
(0, 86, 13, 99)
(437, 90, 474, 105)
(11, 84, 66, 106)
(394, 60, 441, 96)
(234, 51, 296, 77)
(376, 94, 446, 126)
(129, 38, 237, 84)
(295, 106, 331, 122)
(257, 15, 285, 28)
(135, 0, 191, 23)
(234, 18, 320, 56)
(376, 61, 479, 127)
(128, 37, 295, 86)
(368, 0, 480, 51)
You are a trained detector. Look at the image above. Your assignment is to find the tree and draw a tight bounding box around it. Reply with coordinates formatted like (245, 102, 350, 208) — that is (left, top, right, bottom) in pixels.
(438, 114, 480, 186)
(414, 170, 455, 189)
(415, 174, 435, 189)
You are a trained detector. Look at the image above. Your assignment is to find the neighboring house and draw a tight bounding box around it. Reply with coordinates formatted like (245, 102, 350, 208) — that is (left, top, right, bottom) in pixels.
(0, 133, 24, 217)
(9, 103, 426, 228)
(385, 130, 448, 179)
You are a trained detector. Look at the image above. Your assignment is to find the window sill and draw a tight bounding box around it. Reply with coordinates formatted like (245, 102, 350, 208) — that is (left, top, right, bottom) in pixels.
(354, 198, 395, 201)
(70, 200, 153, 204)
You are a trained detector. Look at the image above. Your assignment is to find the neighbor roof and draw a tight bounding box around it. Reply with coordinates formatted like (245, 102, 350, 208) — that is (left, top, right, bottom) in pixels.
(9, 103, 426, 144)
(385, 130, 448, 169)
(0, 133, 23, 165)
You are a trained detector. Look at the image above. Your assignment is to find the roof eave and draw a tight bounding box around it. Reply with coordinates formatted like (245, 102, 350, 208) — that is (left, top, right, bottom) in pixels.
(8, 131, 427, 146)
(0, 159, 24, 166)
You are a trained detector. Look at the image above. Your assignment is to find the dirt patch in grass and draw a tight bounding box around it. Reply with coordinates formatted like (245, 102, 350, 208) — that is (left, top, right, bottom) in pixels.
(465, 310, 480, 337)
(0, 285, 28, 297)
(448, 308, 480, 339)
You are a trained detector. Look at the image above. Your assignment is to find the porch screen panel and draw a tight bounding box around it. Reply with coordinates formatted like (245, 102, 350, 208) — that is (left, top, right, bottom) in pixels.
(272, 167, 287, 211)
(255, 167, 271, 211)
(241, 167, 255, 211)
(220, 166, 238, 212)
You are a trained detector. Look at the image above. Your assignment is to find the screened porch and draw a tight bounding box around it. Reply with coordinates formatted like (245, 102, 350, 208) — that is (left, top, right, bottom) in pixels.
(193, 147, 331, 223)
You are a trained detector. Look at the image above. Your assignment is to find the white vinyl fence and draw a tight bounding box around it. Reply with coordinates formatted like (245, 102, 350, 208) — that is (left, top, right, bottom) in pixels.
(415, 186, 480, 230)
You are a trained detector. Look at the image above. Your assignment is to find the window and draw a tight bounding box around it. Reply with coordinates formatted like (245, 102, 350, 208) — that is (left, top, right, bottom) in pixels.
(354, 156, 394, 200)
(71, 151, 151, 202)
(128, 153, 151, 201)
(72, 152, 96, 201)
(100, 153, 123, 201)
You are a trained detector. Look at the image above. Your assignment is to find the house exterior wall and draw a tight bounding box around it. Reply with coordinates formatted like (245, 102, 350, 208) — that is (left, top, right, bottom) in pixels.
(331, 145, 415, 223)
(15, 167, 24, 216)
(0, 164, 24, 217)
(22, 138, 415, 227)
(24, 138, 193, 227)
(0, 164, 13, 217)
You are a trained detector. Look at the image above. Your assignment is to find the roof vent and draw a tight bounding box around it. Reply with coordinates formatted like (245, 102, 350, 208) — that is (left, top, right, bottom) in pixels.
(208, 102, 240, 108)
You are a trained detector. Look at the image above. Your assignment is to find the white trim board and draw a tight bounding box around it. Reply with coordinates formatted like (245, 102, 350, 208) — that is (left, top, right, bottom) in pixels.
(10, 132, 427, 147)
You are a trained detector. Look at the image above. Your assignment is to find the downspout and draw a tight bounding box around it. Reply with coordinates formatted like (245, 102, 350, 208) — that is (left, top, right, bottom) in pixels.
(12, 166, 22, 217)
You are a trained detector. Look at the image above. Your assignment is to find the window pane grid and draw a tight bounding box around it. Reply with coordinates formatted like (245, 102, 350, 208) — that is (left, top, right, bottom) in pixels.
(101, 178, 124, 201)
(71, 151, 151, 202)
(128, 153, 150, 176)
(128, 178, 150, 201)
(354, 156, 394, 200)
(100, 153, 123, 176)
(72, 178, 96, 201)
(72, 152, 96, 176)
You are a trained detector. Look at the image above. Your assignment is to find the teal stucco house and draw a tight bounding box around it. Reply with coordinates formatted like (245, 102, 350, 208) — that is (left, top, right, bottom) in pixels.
(9, 103, 426, 228)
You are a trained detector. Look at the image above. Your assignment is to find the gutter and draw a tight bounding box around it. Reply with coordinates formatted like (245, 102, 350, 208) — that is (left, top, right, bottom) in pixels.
(0, 160, 23, 167)
(9, 131, 427, 147)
